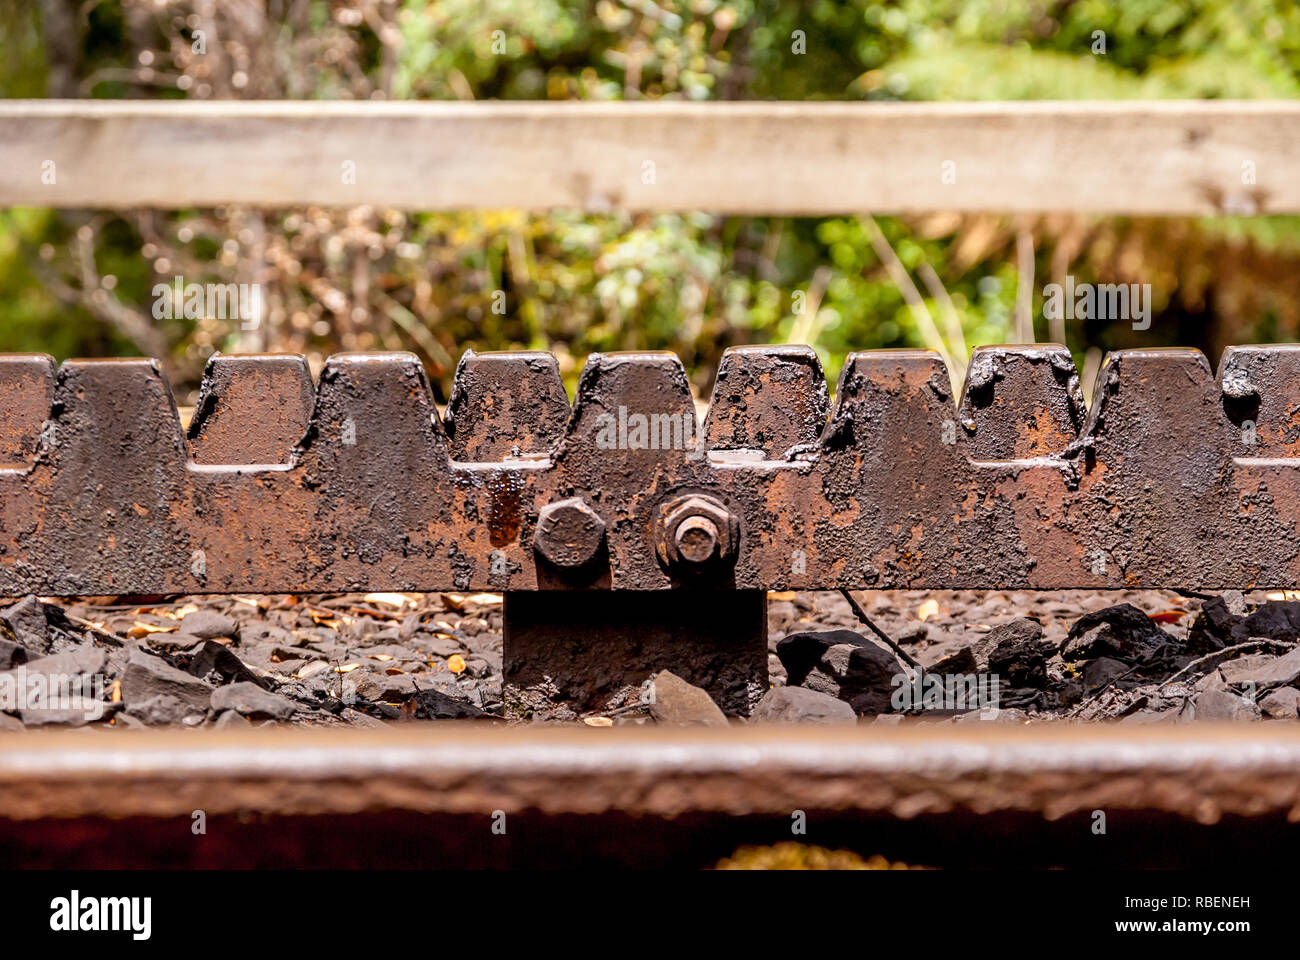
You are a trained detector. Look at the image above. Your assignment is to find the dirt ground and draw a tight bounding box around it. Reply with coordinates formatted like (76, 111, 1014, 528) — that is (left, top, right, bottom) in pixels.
(2, 586, 1297, 729)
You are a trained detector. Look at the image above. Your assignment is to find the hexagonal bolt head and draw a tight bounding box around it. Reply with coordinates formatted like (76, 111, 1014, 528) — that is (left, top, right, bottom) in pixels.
(534, 497, 606, 569)
(654, 494, 740, 571)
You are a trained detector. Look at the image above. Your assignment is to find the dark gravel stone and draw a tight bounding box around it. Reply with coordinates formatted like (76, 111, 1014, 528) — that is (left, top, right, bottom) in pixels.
(0, 638, 29, 671)
(777, 629, 872, 680)
(355, 673, 427, 702)
(186, 640, 269, 688)
(1221, 590, 1248, 616)
(144, 631, 205, 655)
(1082, 656, 1130, 693)
(1191, 687, 1260, 721)
(417, 634, 466, 658)
(7, 648, 111, 726)
(1218, 653, 1275, 686)
(751, 686, 857, 725)
(20, 704, 114, 728)
(270, 645, 325, 663)
(1190, 599, 1300, 654)
(929, 646, 977, 675)
(212, 709, 252, 728)
(126, 693, 204, 726)
(17, 647, 107, 679)
(646, 670, 728, 727)
(121, 646, 214, 712)
(413, 687, 483, 719)
(776, 629, 905, 715)
(1187, 595, 1238, 654)
(210, 682, 299, 720)
(179, 610, 240, 641)
(1223, 646, 1300, 690)
(340, 708, 388, 728)
(1061, 605, 1171, 663)
(0, 596, 55, 652)
(896, 623, 929, 645)
(1259, 687, 1300, 719)
(1, 596, 81, 656)
(986, 619, 1051, 688)
(242, 624, 295, 647)
(1238, 603, 1300, 643)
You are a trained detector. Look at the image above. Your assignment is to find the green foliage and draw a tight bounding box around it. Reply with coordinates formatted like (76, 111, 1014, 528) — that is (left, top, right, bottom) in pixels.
(7, 0, 1300, 397)
(0, 0, 47, 97)
(0, 210, 133, 357)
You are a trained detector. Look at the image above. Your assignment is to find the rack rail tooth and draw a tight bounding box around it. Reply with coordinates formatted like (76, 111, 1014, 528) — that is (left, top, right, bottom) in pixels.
(188, 354, 314, 465)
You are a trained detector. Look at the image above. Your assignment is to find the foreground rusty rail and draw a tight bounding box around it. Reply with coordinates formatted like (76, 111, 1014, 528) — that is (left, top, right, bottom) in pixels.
(3, 724, 1300, 823)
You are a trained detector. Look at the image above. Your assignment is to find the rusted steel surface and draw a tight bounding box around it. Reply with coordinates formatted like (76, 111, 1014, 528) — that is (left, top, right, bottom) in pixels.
(504, 589, 768, 715)
(2, 342, 1299, 594)
(443, 349, 569, 462)
(0, 354, 53, 468)
(2, 725, 1300, 823)
(187, 354, 315, 465)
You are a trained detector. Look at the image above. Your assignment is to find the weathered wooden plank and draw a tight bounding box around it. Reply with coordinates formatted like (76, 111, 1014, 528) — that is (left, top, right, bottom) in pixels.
(0, 99, 1294, 214)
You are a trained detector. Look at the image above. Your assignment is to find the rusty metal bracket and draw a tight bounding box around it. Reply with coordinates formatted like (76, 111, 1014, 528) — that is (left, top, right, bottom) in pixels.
(8, 341, 1300, 594)
(2, 342, 1298, 712)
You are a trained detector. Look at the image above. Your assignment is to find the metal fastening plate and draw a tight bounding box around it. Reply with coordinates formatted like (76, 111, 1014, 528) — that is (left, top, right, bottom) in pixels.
(0, 343, 1298, 594)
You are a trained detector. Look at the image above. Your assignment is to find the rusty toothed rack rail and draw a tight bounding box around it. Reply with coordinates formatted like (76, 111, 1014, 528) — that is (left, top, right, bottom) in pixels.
(1, 342, 1298, 713)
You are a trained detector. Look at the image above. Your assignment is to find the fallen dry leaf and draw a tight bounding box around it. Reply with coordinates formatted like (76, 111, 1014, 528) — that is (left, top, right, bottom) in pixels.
(384, 667, 406, 675)
(440, 593, 466, 612)
(1149, 609, 1186, 623)
(582, 717, 614, 727)
(917, 599, 940, 622)
(309, 607, 352, 628)
(127, 620, 178, 638)
(150, 603, 198, 621)
(466, 593, 503, 606)
(363, 592, 417, 609)
(334, 663, 360, 674)
(345, 606, 400, 621)
(367, 653, 395, 661)
(447, 654, 466, 675)
(768, 591, 796, 602)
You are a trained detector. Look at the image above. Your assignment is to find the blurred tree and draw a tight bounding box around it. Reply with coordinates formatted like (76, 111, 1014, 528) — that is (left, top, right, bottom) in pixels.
(4, 0, 1300, 402)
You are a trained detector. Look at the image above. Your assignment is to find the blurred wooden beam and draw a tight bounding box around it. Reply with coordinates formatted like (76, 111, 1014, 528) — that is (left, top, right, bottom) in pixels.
(0, 99, 1295, 214)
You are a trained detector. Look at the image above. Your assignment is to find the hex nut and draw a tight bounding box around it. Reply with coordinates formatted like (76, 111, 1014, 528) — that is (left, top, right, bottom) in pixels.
(655, 494, 739, 570)
(675, 515, 720, 564)
(534, 497, 606, 568)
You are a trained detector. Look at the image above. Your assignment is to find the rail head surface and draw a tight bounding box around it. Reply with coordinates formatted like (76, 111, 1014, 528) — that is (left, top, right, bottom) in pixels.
(2, 724, 1299, 823)
(1, 98, 1296, 213)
